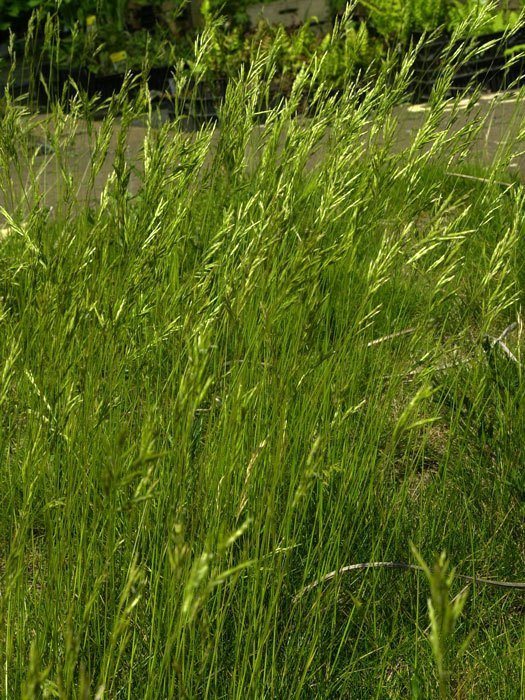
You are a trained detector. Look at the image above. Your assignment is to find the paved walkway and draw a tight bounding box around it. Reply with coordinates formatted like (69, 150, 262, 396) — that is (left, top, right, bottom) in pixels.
(1, 91, 525, 221)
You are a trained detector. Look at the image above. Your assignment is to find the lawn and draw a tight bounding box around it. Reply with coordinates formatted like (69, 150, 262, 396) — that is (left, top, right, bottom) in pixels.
(0, 22, 524, 699)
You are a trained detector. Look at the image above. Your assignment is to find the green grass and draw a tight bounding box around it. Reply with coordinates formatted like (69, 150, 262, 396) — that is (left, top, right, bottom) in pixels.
(0, 14, 524, 699)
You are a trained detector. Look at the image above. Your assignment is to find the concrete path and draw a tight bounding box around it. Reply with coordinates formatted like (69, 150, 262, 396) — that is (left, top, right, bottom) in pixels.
(1, 91, 525, 221)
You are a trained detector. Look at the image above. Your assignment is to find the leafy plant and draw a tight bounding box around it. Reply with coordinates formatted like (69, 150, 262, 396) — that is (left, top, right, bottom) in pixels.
(357, 0, 449, 42)
(316, 20, 383, 86)
(359, 0, 522, 41)
(447, 0, 517, 36)
(407, 0, 449, 33)
(362, 0, 405, 38)
(0, 0, 41, 31)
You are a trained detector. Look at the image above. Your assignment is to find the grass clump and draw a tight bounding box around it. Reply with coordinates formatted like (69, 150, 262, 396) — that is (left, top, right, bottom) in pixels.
(0, 14, 524, 699)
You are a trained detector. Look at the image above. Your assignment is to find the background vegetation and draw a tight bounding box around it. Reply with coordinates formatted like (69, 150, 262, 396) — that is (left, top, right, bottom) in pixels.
(2, 1, 525, 34)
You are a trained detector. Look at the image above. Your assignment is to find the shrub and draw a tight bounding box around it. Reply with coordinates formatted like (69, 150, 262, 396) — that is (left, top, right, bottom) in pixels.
(0, 0, 41, 30)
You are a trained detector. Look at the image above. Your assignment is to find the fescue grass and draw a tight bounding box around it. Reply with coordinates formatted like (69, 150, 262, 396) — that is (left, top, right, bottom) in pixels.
(0, 7, 524, 698)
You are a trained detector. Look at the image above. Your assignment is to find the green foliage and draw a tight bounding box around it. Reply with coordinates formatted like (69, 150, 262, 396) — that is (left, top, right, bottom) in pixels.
(0, 13, 524, 700)
(0, 1, 147, 32)
(412, 547, 471, 698)
(197, 18, 383, 84)
(362, 0, 524, 40)
(359, 0, 451, 41)
(0, 1, 98, 31)
(317, 20, 382, 86)
(406, 0, 449, 32)
(363, 0, 405, 38)
(447, 0, 520, 36)
(0, 0, 40, 30)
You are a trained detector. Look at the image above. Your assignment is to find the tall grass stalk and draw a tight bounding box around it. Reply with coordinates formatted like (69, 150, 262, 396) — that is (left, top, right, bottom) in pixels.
(0, 10, 523, 698)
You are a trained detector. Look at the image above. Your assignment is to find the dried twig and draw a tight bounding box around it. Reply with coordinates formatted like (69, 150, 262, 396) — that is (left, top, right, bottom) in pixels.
(402, 322, 520, 380)
(494, 322, 518, 344)
(495, 340, 518, 363)
(294, 561, 525, 603)
(484, 322, 520, 364)
(367, 328, 416, 348)
(403, 356, 472, 380)
(445, 171, 515, 189)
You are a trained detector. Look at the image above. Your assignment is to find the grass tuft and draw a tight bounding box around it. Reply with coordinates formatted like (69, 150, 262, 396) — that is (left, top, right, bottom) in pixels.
(0, 11, 524, 698)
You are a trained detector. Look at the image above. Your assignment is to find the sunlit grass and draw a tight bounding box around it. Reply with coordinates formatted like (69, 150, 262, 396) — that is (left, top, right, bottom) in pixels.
(0, 6, 524, 698)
